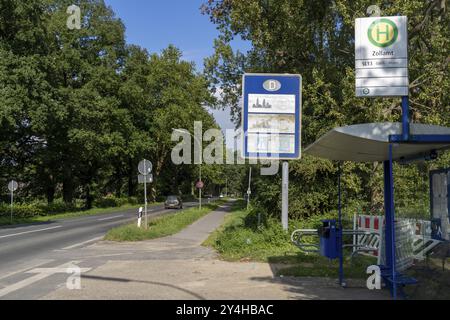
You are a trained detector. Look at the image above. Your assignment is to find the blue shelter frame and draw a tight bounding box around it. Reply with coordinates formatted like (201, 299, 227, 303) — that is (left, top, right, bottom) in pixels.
(305, 98, 450, 299)
(381, 100, 450, 298)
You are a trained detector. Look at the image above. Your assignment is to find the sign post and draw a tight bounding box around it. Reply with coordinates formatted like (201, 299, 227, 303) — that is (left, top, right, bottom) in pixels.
(196, 179, 204, 210)
(242, 73, 302, 231)
(355, 15, 410, 298)
(247, 167, 252, 211)
(138, 160, 153, 229)
(282, 162, 289, 231)
(8, 180, 18, 224)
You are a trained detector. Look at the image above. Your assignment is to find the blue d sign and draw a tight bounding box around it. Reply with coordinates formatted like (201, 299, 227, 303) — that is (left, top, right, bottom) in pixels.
(263, 79, 282, 92)
(242, 73, 302, 160)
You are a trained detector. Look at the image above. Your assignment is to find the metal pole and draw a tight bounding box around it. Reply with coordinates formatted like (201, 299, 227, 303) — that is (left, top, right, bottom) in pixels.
(174, 129, 203, 210)
(401, 96, 410, 141)
(199, 164, 202, 210)
(353, 212, 357, 254)
(388, 144, 397, 299)
(247, 167, 252, 210)
(144, 161, 148, 229)
(282, 161, 289, 231)
(338, 162, 344, 286)
(10, 189, 13, 224)
(383, 145, 397, 299)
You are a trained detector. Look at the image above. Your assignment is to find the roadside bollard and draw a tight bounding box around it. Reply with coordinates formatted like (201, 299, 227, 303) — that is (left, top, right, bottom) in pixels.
(137, 207, 143, 228)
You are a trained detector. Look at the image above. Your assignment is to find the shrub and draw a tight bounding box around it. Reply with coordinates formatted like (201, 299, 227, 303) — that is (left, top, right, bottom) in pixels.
(94, 195, 120, 208)
(127, 197, 139, 205)
(37, 201, 77, 215)
(0, 203, 46, 218)
(93, 195, 138, 208)
(0, 196, 139, 221)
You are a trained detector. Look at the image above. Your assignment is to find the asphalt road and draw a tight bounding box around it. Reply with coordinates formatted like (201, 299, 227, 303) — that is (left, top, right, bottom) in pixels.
(0, 201, 201, 272)
(0, 199, 390, 300)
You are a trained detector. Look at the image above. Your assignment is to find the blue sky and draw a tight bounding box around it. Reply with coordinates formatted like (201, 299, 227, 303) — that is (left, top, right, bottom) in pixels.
(104, 0, 249, 134)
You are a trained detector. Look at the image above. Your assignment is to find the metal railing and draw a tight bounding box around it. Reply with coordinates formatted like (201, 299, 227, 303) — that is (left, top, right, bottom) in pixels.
(291, 228, 380, 256)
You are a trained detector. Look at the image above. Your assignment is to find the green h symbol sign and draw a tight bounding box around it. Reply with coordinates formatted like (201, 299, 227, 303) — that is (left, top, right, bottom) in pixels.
(368, 19, 398, 48)
(376, 24, 390, 41)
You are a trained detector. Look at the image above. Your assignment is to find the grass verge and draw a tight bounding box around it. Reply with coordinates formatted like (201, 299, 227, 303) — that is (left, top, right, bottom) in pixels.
(204, 200, 376, 279)
(0, 203, 160, 226)
(104, 200, 226, 242)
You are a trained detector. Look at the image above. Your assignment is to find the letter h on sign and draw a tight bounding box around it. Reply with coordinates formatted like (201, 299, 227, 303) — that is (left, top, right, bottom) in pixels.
(376, 24, 390, 41)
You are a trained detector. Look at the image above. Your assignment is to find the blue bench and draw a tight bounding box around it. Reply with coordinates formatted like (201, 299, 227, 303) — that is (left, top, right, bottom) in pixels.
(379, 265, 417, 299)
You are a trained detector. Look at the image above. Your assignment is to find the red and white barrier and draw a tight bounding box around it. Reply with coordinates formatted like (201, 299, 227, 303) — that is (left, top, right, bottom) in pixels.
(355, 214, 443, 271)
(355, 215, 384, 263)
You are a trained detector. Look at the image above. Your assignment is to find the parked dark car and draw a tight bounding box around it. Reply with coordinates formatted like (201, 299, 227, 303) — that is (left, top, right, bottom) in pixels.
(165, 195, 183, 209)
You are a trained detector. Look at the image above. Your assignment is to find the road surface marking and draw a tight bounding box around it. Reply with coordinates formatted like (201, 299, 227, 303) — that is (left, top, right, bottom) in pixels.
(97, 215, 124, 221)
(0, 226, 62, 239)
(0, 259, 54, 282)
(27, 267, 91, 274)
(0, 261, 81, 298)
(80, 252, 134, 258)
(61, 236, 103, 250)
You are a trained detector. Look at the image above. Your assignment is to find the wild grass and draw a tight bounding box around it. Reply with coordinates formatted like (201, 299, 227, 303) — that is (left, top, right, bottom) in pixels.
(104, 200, 226, 242)
(204, 200, 377, 279)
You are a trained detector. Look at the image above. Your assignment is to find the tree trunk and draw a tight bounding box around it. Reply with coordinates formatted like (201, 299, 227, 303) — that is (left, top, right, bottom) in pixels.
(115, 170, 122, 198)
(63, 164, 74, 204)
(46, 185, 55, 204)
(85, 184, 93, 210)
(46, 174, 55, 204)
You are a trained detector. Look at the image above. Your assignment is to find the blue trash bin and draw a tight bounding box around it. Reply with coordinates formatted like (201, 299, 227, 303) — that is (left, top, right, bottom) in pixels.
(318, 220, 339, 259)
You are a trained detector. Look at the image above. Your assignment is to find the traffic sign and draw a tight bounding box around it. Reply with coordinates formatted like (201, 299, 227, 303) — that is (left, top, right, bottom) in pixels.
(138, 159, 152, 176)
(8, 180, 18, 223)
(242, 73, 302, 160)
(355, 16, 409, 97)
(138, 159, 152, 230)
(138, 174, 153, 184)
(196, 181, 204, 189)
(8, 180, 18, 192)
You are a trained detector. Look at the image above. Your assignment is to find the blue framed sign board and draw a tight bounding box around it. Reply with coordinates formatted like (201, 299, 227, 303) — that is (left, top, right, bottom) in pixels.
(242, 73, 302, 160)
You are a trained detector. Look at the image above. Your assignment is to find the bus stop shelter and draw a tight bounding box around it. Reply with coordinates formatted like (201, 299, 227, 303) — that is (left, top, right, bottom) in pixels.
(304, 122, 450, 298)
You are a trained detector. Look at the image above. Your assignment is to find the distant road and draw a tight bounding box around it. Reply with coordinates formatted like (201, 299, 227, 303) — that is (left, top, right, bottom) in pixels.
(0, 201, 202, 271)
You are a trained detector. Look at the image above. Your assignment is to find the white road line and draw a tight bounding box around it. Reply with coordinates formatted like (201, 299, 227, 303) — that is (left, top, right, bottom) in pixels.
(0, 226, 62, 239)
(0, 272, 52, 298)
(0, 259, 54, 282)
(0, 261, 81, 298)
(27, 267, 91, 274)
(61, 236, 103, 250)
(97, 215, 124, 221)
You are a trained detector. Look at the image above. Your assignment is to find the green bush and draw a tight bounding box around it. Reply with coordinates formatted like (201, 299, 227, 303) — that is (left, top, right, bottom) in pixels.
(0, 196, 139, 220)
(127, 197, 139, 205)
(93, 195, 136, 208)
(36, 201, 77, 215)
(0, 203, 46, 218)
(205, 202, 377, 279)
